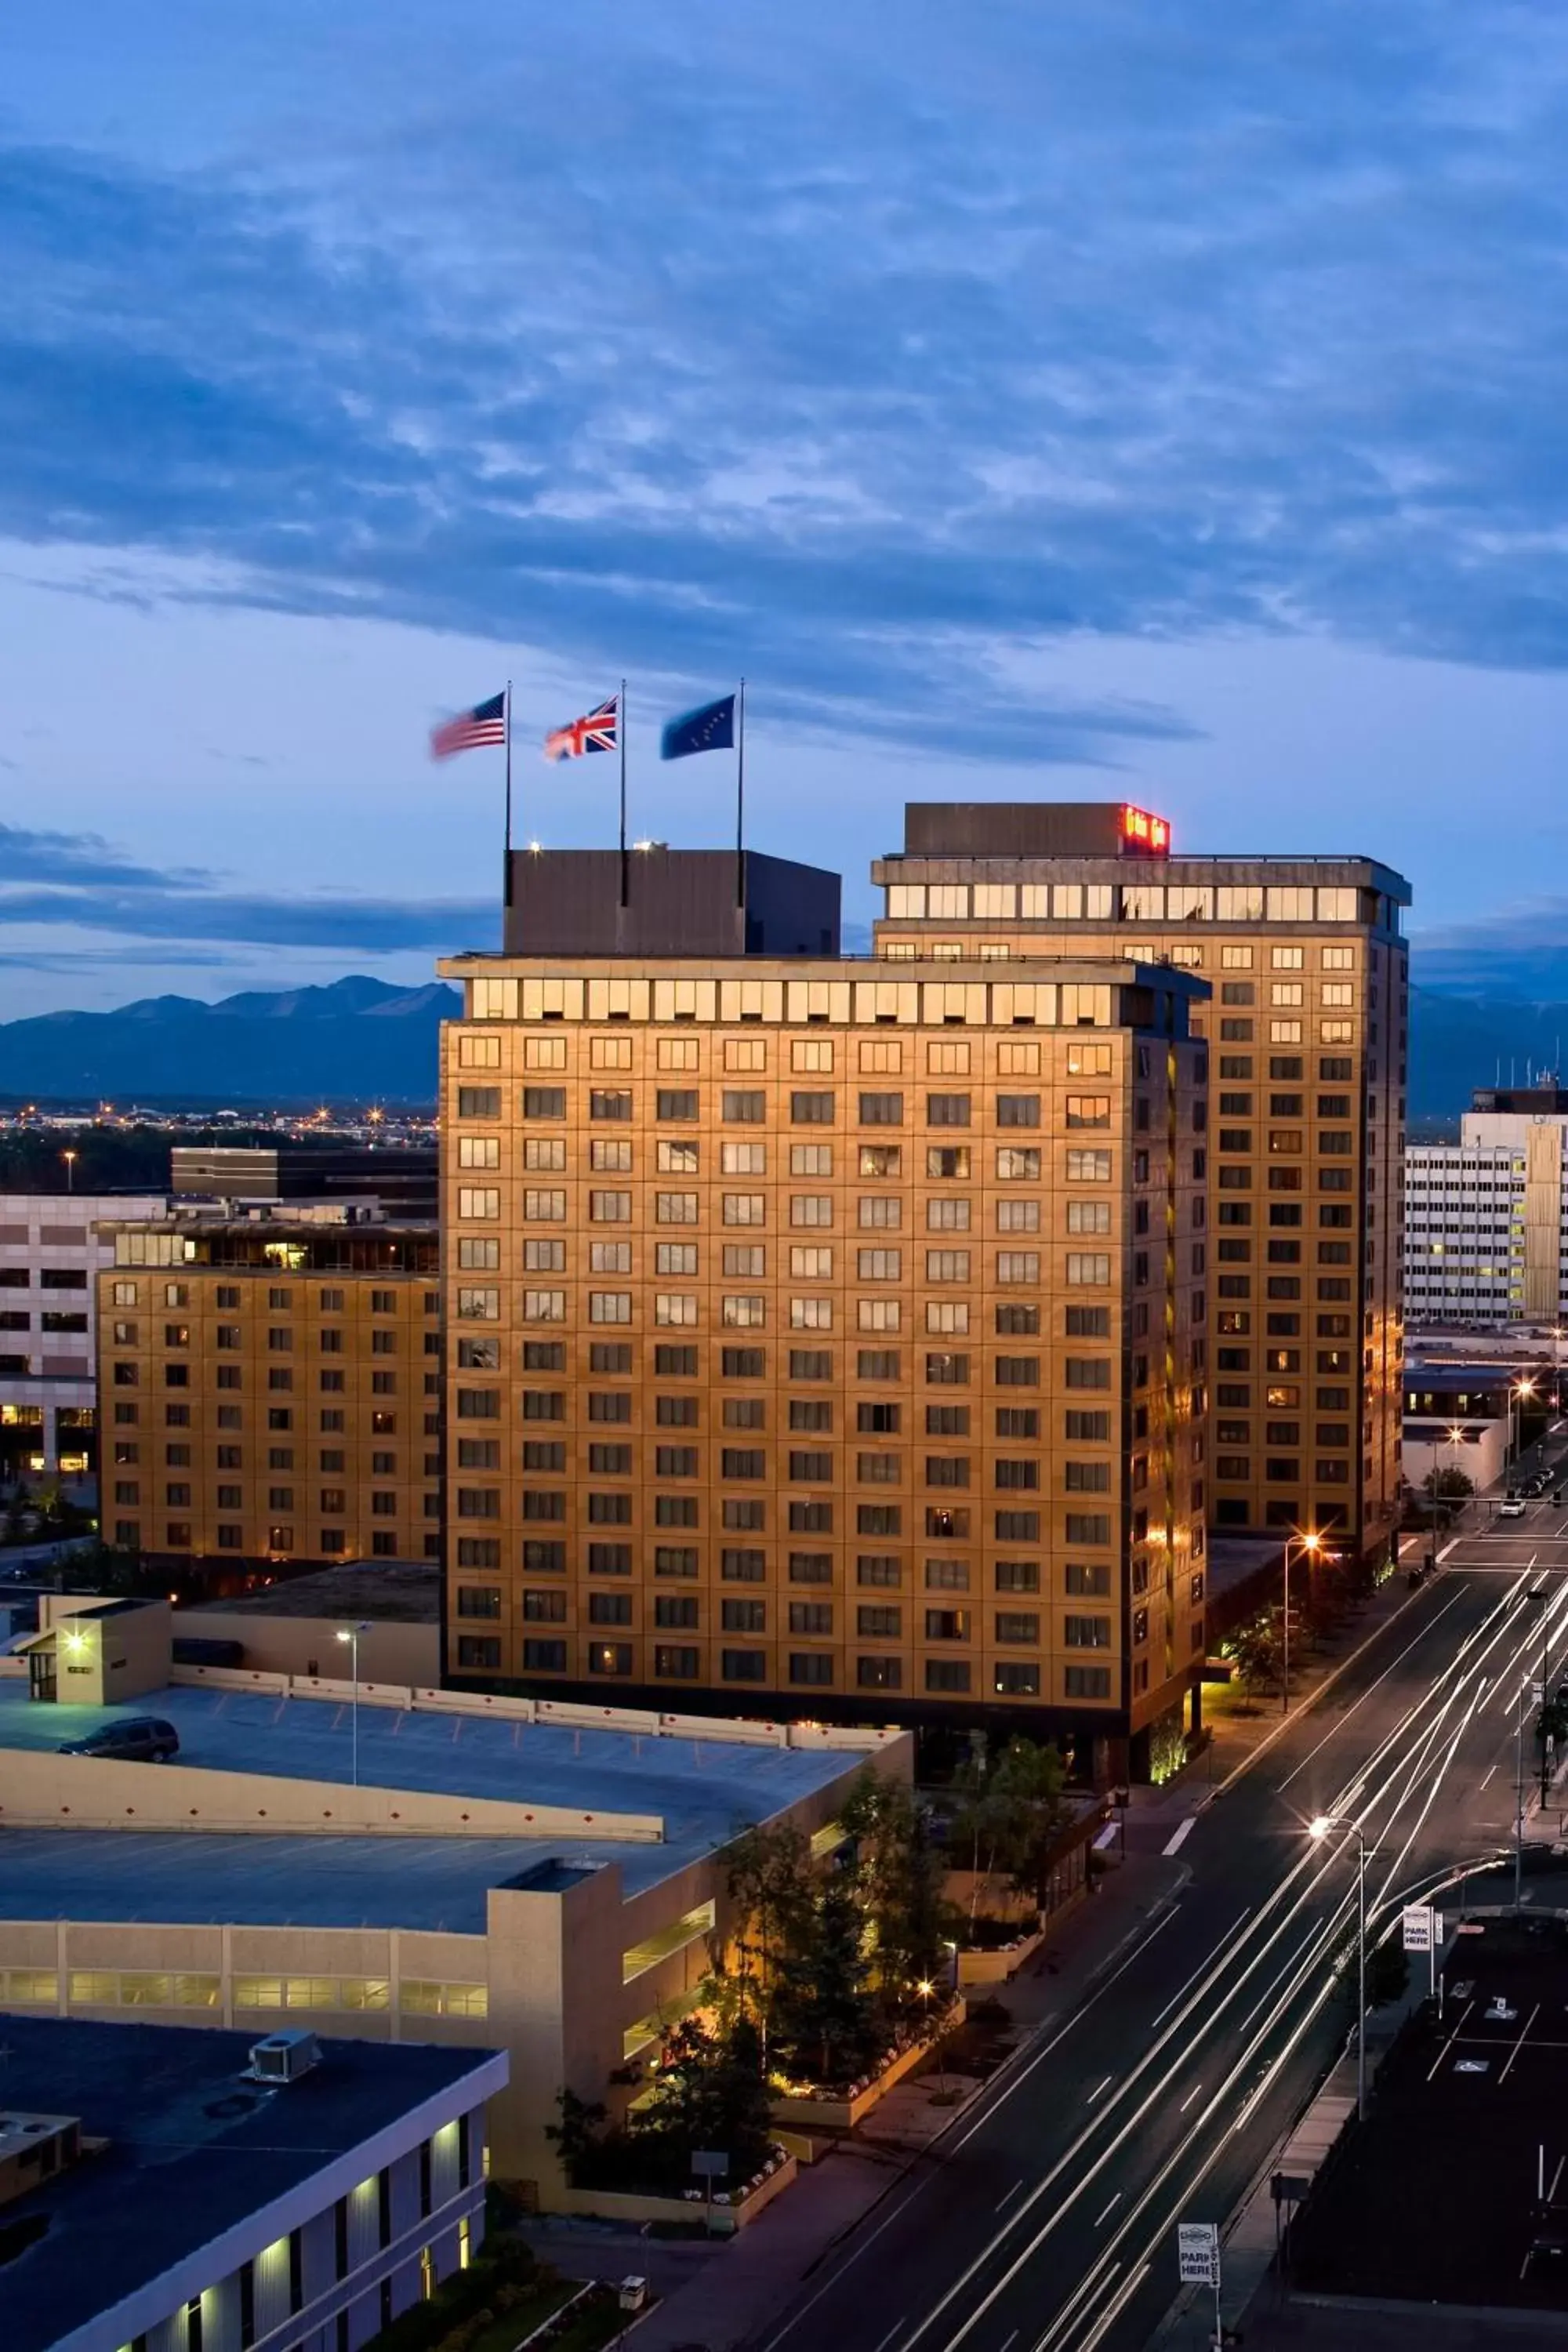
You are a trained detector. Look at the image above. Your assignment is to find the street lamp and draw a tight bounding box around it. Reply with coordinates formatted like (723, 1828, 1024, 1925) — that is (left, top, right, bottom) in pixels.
(1308, 1814, 1369, 2122)
(61, 1150, 77, 1195)
(1283, 1530, 1322, 1716)
(1510, 1377, 1537, 1472)
(336, 1621, 372, 1787)
(916, 1976, 948, 2097)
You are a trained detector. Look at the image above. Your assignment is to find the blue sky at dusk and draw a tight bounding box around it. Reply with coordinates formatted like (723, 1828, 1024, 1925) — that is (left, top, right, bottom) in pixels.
(3, 2, 1568, 1014)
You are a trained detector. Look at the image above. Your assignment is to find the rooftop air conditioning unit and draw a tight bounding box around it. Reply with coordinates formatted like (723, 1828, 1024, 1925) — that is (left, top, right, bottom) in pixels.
(248, 2031, 321, 2084)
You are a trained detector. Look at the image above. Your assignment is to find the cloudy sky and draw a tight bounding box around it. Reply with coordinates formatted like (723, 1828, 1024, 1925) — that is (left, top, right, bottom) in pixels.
(3, 2, 1568, 1016)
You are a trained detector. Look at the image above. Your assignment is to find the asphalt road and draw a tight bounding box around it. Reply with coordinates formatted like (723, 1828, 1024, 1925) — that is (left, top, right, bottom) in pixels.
(752, 1439, 1568, 2352)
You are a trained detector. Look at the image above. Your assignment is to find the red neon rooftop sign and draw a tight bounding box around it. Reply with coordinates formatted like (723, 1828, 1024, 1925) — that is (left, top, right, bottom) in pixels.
(1120, 804, 1171, 858)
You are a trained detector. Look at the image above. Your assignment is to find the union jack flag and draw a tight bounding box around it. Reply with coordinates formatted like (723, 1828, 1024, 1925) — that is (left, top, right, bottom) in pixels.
(544, 695, 619, 762)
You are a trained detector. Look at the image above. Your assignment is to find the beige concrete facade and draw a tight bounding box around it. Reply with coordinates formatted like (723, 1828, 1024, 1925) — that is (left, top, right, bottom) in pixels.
(0, 1693, 909, 2205)
(172, 1606, 441, 1685)
(872, 827, 1410, 1565)
(93, 1207, 441, 1575)
(434, 953, 1209, 1762)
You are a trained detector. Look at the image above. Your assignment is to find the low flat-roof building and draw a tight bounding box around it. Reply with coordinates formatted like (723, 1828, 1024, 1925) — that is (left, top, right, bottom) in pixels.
(0, 2011, 504, 2352)
(0, 1609, 909, 2206)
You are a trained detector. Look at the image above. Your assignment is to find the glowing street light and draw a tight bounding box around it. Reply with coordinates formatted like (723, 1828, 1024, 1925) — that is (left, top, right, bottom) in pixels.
(336, 1621, 373, 1787)
(1283, 1530, 1322, 1715)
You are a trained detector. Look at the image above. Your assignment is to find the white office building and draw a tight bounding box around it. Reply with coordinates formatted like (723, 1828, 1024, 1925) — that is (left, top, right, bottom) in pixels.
(0, 1192, 165, 1478)
(1404, 1090, 1568, 1329)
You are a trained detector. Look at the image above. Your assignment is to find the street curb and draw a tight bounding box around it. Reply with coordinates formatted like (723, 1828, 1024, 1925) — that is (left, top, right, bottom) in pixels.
(1195, 1574, 1438, 1809)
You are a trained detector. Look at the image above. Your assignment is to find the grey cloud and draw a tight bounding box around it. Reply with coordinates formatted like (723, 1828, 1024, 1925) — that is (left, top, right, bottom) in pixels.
(0, 822, 495, 953)
(3, 4, 1568, 760)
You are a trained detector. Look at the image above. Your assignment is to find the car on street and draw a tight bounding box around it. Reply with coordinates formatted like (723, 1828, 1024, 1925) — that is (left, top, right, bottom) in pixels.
(56, 1716, 180, 1762)
(1499, 1497, 1527, 1519)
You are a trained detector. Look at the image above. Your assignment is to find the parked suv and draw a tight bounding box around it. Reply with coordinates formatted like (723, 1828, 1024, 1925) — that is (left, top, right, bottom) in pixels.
(57, 1717, 180, 1762)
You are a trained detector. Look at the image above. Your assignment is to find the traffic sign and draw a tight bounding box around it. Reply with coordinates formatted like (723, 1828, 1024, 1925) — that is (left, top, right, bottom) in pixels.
(1178, 2220, 1220, 2287)
(1401, 1904, 1442, 1954)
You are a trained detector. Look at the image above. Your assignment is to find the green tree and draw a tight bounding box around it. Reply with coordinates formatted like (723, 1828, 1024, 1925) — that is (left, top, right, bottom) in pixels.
(722, 1819, 814, 2054)
(1423, 1465, 1475, 1501)
(949, 1737, 1069, 1924)
(771, 1872, 880, 2089)
(637, 2015, 774, 2182)
(840, 1769, 946, 2009)
(1229, 1611, 1283, 1700)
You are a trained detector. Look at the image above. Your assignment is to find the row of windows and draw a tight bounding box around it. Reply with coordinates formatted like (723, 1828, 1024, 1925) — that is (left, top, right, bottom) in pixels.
(882, 882, 1363, 926)
(489, 1496, 1117, 1541)
(462, 1033, 1087, 1086)
(114, 1522, 435, 1557)
(463, 976, 1120, 1028)
(456, 1557, 1120, 1598)
(462, 1250, 1107, 1289)
(494, 1448, 1116, 1486)
(110, 1406, 424, 1434)
(484, 1140, 1117, 1181)
(491, 1597, 1108, 1642)
(453, 1633, 1112, 1700)
(495, 1403, 1112, 1439)
(510, 1091, 1117, 1130)
(506, 1183, 1116, 1227)
(111, 1322, 409, 1352)
(107, 1283, 435, 1313)
(114, 1483, 425, 1512)
(1205, 1019, 1360, 1047)
(1214, 1459, 1355, 1483)
(112, 1362, 416, 1391)
(499, 1287, 1131, 1329)
(34, 1969, 486, 2017)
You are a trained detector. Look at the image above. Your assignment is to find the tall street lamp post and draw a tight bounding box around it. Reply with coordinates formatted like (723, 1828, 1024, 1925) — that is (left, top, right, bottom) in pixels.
(336, 1621, 372, 1787)
(1309, 1814, 1369, 2122)
(1283, 1530, 1322, 1715)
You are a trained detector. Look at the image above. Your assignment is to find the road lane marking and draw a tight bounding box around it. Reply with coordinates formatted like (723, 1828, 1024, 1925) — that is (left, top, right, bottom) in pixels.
(1178, 2081, 1203, 2113)
(873, 2323, 908, 2352)
(1093, 2191, 1123, 2226)
(1085, 2074, 1112, 2103)
(1274, 1587, 1470, 1792)
(1076, 2263, 1150, 2352)
(1480, 1763, 1499, 1789)
(1162, 1817, 1196, 1856)
(1149, 1909, 1252, 2031)
(994, 2179, 1023, 2211)
(997, 2336, 1018, 2352)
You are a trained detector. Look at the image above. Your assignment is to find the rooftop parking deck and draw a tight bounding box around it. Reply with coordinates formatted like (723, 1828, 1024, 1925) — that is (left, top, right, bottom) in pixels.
(0, 1675, 856, 1842)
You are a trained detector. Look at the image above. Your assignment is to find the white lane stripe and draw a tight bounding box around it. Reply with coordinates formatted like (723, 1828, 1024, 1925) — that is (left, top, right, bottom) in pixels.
(1163, 1817, 1196, 1857)
(994, 2179, 1023, 2211)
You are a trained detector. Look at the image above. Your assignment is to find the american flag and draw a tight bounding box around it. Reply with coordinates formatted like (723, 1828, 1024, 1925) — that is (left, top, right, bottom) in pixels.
(430, 691, 507, 760)
(544, 695, 619, 762)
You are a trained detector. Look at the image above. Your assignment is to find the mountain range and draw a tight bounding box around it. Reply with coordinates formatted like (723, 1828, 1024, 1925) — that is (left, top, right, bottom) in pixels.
(0, 965, 1559, 1119)
(0, 976, 459, 1107)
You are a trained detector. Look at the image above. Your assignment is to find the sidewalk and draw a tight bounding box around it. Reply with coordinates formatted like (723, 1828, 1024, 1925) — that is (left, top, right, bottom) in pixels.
(518, 1852, 1189, 2352)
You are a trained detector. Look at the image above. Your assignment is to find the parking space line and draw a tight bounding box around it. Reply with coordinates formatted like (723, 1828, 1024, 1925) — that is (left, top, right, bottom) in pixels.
(1428, 1998, 1475, 2082)
(1500, 2002, 1541, 2084)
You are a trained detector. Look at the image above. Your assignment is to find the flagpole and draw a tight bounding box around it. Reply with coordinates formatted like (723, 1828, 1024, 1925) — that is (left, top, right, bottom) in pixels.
(735, 676, 746, 910)
(619, 677, 629, 909)
(503, 680, 514, 913)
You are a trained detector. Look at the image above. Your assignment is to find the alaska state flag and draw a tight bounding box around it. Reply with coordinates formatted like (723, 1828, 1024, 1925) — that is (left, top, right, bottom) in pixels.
(660, 692, 736, 760)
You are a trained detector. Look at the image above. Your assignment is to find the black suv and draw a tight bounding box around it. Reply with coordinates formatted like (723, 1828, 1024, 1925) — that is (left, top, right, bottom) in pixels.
(57, 1717, 180, 1762)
